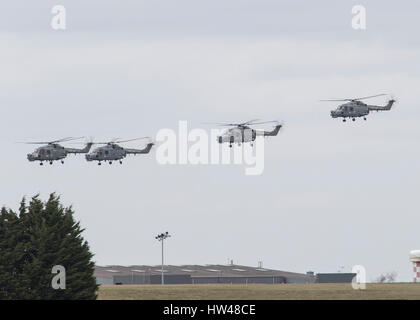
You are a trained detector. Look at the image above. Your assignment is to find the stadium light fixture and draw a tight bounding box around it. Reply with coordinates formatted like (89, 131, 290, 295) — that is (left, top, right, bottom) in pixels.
(155, 231, 171, 285)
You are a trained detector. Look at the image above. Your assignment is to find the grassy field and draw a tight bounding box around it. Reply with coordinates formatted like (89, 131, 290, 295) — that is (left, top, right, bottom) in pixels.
(98, 283, 420, 300)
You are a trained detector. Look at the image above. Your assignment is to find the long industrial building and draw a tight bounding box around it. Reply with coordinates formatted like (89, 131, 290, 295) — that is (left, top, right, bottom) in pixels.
(95, 264, 317, 285)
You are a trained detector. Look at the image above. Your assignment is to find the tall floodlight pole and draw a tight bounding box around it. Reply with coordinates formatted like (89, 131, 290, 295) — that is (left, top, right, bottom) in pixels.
(155, 231, 171, 285)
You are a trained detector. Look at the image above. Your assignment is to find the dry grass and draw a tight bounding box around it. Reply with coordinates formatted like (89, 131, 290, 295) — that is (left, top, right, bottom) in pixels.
(98, 283, 420, 300)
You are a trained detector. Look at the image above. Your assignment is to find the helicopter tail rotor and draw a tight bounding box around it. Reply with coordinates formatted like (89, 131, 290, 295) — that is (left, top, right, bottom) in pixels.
(386, 95, 397, 110)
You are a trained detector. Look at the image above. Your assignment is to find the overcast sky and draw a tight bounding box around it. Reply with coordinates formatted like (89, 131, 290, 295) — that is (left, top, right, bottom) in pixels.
(1, 0, 420, 282)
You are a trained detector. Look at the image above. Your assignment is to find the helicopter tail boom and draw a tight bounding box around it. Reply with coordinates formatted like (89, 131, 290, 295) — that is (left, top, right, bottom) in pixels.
(64, 142, 93, 154)
(368, 99, 396, 111)
(261, 124, 282, 136)
(125, 143, 154, 155)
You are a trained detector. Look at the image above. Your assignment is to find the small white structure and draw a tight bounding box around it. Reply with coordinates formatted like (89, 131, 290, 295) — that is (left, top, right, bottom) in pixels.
(409, 250, 420, 283)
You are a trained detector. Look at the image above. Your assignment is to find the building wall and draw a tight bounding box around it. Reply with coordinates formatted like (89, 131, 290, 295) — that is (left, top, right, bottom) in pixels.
(113, 274, 151, 285)
(111, 274, 192, 285)
(95, 274, 315, 285)
(285, 276, 316, 284)
(150, 274, 192, 284)
(315, 273, 356, 283)
(96, 276, 113, 285)
(191, 276, 286, 284)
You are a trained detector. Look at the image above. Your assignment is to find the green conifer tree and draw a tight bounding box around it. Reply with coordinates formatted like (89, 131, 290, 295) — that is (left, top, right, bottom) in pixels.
(0, 194, 98, 299)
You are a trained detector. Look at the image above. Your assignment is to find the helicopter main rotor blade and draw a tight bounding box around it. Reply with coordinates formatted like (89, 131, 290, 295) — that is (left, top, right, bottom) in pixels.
(203, 119, 280, 128)
(202, 122, 241, 126)
(320, 94, 387, 102)
(241, 119, 261, 125)
(19, 142, 51, 144)
(18, 136, 84, 145)
(352, 94, 387, 100)
(55, 136, 85, 144)
(246, 120, 279, 126)
(88, 137, 149, 145)
(114, 137, 150, 144)
(89, 138, 120, 145)
(319, 99, 352, 102)
(202, 119, 261, 127)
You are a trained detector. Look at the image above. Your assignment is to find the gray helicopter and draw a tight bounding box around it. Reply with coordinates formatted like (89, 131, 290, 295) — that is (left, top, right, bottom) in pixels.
(321, 94, 396, 122)
(205, 119, 283, 147)
(25, 137, 93, 165)
(85, 138, 154, 165)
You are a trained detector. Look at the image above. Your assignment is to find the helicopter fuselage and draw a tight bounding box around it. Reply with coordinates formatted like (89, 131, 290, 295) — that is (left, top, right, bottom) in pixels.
(27, 142, 92, 164)
(217, 124, 282, 146)
(330, 99, 395, 120)
(218, 126, 257, 145)
(85, 143, 154, 164)
(27, 144, 67, 162)
(330, 101, 369, 119)
(86, 144, 127, 162)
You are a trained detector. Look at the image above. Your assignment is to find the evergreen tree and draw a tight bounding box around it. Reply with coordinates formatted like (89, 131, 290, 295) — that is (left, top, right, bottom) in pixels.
(0, 194, 98, 299)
